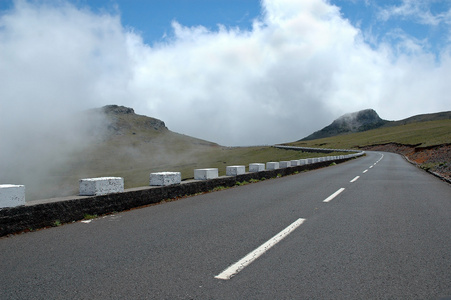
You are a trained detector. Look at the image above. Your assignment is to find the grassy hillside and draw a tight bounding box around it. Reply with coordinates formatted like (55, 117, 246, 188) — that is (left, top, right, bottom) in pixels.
(289, 119, 451, 149)
(12, 106, 347, 201)
(300, 109, 451, 142)
(383, 111, 451, 128)
(44, 140, 346, 201)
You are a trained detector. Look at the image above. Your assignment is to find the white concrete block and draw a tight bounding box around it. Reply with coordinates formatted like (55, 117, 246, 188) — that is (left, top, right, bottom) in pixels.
(194, 168, 218, 180)
(0, 184, 25, 208)
(279, 161, 291, 168)
(150, 172, 181, 186)
(266, 162, 279, 170)
(290, 160, 300, 166)
(249, 163, 265, 172)
(226, 166, 246, 176)
(79, 177, 124, 196)
(299, 159, 308, 165)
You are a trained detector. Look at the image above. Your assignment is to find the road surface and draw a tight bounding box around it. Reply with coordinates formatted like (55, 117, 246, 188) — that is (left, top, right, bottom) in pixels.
(1, 151, 450, 299)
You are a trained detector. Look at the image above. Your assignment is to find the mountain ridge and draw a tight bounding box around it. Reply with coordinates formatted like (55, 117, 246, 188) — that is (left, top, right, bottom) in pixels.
(301, 109, 451, 141)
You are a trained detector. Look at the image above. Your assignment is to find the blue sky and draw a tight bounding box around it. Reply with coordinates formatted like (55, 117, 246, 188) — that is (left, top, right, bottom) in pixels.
(0, 0, 263, 44)
(109, 0, 263, 45)
(1, 0, 450, 146)
(2, 0, 448, 53)
(331, 0, 451, 56)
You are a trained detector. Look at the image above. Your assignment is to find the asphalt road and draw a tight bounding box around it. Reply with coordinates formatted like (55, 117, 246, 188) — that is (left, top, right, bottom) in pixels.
(1, 152, 450, 299)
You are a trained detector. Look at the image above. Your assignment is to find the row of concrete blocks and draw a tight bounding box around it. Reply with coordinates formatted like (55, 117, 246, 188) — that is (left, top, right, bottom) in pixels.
(0, 152, 364, 208)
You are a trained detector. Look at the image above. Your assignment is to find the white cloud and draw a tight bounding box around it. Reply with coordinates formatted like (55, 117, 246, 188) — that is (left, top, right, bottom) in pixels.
(0, 0, 133, 113)
(378, 0, 451, 26)
(0, 0, 450, 152)
(125, 0, 367, 145)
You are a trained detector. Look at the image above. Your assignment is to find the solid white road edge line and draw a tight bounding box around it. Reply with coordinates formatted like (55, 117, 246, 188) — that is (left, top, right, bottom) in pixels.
(323, 188, 345, 202)
(350, 176, 360, 183)
(214, 218, 306, 280)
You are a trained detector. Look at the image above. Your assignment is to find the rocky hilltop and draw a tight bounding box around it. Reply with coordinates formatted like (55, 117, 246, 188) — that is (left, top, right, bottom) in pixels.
(102, 105, 135, 115)
(301, 109, 387, 141)
(99, 105, 168, 135)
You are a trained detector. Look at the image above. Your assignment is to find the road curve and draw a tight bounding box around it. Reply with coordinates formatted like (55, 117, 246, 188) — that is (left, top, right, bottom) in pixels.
(1, 151, 450, 299)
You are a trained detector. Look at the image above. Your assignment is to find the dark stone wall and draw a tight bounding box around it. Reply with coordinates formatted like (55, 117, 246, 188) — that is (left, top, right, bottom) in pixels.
(0, 157, 355, 237)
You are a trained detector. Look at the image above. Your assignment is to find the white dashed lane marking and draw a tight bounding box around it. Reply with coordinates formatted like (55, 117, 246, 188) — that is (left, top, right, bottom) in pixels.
(215, 218, 306, 280)
(350, 176, 360, 183)
(323, 188, 345, 203)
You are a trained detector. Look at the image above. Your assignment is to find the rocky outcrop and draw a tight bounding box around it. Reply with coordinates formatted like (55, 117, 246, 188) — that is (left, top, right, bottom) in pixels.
(146, 118, 166, 131)
(102, 105, 135, 115)
(99, 105, 167, 135)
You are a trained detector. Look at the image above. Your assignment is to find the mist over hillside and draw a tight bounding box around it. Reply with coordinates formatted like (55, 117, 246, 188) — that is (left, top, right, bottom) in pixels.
(301, 109, 387, 141)
(0, 106, 109, 200)
(0, 105, 219, 200)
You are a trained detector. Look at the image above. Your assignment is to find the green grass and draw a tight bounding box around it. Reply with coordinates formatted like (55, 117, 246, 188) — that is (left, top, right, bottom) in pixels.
(83, 214, 98, 220)
(235, 181, 249, 186)
(23, 144, 349, 201)
(211, 186, 227, 192)
(288, 119, 451, 149)
(83, 145, 349, 187)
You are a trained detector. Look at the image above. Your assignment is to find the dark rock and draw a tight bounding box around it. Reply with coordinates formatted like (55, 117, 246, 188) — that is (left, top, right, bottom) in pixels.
(102, 105, 135, 115)
(147, 119, 166, 130)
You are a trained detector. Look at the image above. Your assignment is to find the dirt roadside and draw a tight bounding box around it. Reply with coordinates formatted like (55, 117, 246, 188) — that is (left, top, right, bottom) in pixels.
(361, 143, 451, 184)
